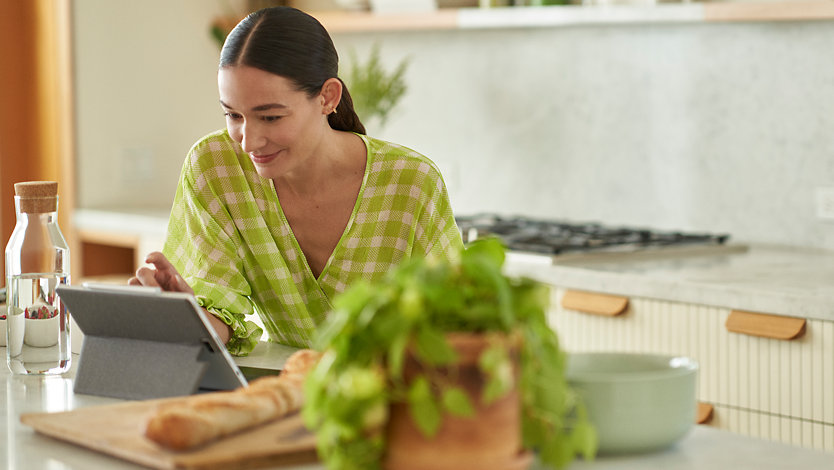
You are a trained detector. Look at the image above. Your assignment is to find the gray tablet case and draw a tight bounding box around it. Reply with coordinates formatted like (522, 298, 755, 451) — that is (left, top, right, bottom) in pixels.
(56, 284, 248, 400)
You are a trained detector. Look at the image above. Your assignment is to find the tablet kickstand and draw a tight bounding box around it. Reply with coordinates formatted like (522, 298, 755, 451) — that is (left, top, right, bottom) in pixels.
(73, 337, 209, 400)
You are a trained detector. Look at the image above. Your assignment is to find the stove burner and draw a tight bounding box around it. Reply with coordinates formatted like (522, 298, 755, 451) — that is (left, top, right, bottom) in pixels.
(456, 214, 730, 255)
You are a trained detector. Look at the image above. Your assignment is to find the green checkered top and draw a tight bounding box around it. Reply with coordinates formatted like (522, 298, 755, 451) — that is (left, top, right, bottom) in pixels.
(162, 129, 463, 355)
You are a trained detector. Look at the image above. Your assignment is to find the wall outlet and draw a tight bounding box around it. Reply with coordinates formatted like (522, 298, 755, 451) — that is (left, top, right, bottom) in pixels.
(815, 187, 834, 220)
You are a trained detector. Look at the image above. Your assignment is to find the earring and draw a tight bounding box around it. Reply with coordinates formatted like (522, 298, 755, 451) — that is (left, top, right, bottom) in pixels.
(331, 108, 338, 115)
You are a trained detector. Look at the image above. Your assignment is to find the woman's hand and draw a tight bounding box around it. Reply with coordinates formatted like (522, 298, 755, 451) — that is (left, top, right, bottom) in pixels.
(128, 251, 194, 294)
(128, 252, 232, 344)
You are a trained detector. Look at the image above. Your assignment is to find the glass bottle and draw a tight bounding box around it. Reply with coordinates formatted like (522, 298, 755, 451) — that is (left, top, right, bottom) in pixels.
(5, 181, 71, 375)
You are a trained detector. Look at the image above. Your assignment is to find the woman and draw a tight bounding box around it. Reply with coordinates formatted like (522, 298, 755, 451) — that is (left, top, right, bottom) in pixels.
(129, 7, 463, 355)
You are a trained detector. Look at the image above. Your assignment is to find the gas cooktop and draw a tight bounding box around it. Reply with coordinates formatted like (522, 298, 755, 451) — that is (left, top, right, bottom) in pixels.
(455, 214, 732, 256)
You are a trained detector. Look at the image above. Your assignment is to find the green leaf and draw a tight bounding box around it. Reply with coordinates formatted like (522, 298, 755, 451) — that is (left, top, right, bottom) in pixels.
(572, 417, 599, 461)
(511, 278, 551, 322)
(330, 280, 375, 314)
(483, 377, 507, 405)
(415, 327, 457, 366)
(337, 366, 385, 401)
(387, 332, 408, 379)
(478, 341, 506, 370)
(370, 312, 401, 343)
(398, 283, 423, 321)
(361, 399, 388, 431)
(313, 308, 351, 350)
(441, 387, 475, 418)
(463, 237, 506, 268)
(407, 376, 441, 437)
(479, 344, 513, 404)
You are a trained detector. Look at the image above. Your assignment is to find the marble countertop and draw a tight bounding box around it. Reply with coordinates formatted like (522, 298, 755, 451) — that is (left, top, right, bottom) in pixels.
(3, 345, 834, 469)
(73, 205, 834, 322)
(505, 243, 834, 322)
(74, 207, 834, 321)
(1, 345, 317, 470)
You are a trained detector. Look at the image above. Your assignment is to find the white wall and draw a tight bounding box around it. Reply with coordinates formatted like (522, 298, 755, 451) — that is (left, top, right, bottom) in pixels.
(334, 22, 834, 250)
(73, 0, 231, 209)
(72, 2, 834, 250)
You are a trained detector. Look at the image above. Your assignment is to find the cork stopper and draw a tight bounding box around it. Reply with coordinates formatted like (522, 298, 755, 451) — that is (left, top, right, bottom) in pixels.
(14, 181, 58, 213)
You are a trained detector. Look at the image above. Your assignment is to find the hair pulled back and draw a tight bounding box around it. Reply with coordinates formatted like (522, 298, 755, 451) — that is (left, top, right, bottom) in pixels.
(220, 7, 365, 135)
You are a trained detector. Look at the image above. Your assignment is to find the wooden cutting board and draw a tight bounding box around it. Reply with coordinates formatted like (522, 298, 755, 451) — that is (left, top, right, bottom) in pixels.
(20, 396, 318, 469)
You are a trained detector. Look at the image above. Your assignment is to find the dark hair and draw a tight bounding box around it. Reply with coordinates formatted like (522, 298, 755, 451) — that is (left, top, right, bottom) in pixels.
(220, 7, 365, 135)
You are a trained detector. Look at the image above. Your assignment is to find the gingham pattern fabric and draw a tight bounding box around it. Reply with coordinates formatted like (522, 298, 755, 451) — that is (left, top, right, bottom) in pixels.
(163, 129, 463, 355)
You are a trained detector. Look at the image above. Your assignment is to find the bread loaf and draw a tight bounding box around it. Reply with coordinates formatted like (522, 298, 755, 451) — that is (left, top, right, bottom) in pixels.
(282, 348, 323, 382)
(144, 349, 321, 450)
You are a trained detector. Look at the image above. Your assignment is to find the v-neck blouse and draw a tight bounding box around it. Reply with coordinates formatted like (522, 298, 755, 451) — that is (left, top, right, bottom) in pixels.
(162, 129, 463, 354)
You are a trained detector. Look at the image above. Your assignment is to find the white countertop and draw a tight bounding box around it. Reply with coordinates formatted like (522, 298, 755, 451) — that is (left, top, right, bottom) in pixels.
(506, 243, 834, 322)
(1, 345, 318, 470)
(3, 345, 834, 469)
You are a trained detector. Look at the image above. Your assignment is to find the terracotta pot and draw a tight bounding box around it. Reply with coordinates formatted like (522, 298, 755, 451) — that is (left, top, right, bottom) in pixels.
(383, 332, 530, 470)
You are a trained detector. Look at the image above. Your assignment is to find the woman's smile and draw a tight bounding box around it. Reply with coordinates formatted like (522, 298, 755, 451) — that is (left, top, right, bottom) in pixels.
(249, 150, 282, 165)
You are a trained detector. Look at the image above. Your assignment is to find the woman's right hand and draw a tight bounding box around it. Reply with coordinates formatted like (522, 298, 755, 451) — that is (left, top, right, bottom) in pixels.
(128, 251, 194, 295)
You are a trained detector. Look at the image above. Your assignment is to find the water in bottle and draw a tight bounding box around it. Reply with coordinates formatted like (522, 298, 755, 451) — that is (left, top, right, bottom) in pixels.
(5, 181, 71, 375)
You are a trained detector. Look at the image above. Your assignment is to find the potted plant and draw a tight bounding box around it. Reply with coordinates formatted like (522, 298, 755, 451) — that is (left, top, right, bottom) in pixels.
(303, 237, 597, 470)
(344, 44, 409, 131)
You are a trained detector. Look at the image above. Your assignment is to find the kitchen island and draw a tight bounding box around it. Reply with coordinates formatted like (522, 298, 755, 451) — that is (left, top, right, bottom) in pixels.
(506, 244, 834, 453)
(3, 344, 833, 469)
(505, 243, 834, 322)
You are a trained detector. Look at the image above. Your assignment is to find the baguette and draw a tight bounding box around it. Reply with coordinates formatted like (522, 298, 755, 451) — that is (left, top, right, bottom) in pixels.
(281, 348, 323, 382)
(144, 349, 321, 450)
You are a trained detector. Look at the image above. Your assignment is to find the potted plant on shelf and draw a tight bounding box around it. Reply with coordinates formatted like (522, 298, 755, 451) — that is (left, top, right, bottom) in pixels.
(303, 237, 597, 470)
(344, 43, 409, 132)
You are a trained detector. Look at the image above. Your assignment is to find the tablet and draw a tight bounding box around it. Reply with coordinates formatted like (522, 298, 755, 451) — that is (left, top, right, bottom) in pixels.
(57, 284, 248, 400)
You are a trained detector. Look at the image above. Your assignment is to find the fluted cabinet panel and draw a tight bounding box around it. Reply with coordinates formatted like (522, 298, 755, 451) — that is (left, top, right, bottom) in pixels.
(548, 287, 834, 452)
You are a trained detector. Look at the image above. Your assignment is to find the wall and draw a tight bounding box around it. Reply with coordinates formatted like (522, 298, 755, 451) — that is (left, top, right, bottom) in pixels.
(73, 0, 230, 210)
(334, 22, 834, 250)
(72, 2, 834, 250)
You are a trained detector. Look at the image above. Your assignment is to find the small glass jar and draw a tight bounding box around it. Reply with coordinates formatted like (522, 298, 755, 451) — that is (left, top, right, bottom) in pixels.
(5, 181, 71, 375)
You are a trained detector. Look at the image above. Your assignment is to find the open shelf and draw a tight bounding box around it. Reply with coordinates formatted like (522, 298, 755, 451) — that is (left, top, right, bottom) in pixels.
(304, 2, 834, 33)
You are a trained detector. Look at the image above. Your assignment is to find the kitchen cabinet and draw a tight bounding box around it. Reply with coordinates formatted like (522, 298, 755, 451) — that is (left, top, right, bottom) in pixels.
(710, 403, 834, 451)
(72, 208, 169, 277)
(503, 245, 834, 452)
(549, 287, 834, 452)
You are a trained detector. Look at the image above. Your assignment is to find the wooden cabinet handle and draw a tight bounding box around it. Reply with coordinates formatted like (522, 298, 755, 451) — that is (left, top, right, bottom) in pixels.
(725, 310, 806, 340)
(561, 290, 629, 316)
(696, 402, 714, 424)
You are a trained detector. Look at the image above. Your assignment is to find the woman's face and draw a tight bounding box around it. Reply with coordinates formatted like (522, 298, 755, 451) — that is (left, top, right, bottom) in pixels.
(218, 65, 329, 180)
